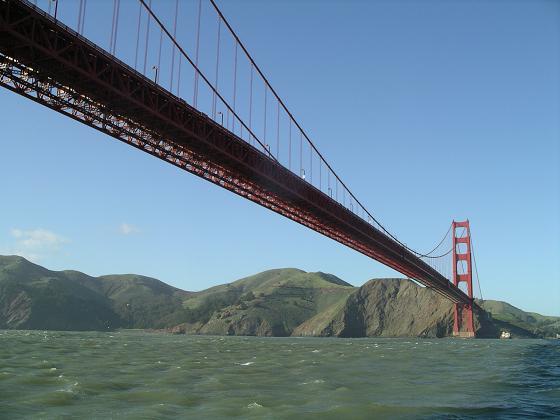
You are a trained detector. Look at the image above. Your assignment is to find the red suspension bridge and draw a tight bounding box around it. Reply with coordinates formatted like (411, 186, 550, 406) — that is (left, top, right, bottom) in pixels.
(0, 0, 482, 337)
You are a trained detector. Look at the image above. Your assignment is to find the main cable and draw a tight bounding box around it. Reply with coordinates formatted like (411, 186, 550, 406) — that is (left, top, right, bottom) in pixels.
(206, 0, 459, 259)
(471, 234, 484, 301)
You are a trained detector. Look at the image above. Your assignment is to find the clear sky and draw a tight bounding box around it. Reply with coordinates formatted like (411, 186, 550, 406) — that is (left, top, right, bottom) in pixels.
(1, 0, 558, 315)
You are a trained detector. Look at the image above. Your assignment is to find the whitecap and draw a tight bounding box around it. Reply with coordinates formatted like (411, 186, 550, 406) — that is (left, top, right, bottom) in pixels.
(58, 381, 79, 394)
(247, 402, 263, 409)
(236, 362, 254, 366)
(300, 379, 325, 385)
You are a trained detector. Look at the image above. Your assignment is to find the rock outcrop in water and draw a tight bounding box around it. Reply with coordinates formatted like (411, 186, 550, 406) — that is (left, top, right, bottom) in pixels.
(0, 255, 557, 338)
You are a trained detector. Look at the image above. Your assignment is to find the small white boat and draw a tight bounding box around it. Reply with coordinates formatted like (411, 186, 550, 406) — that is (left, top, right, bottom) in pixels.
(500, 331, 511, 339)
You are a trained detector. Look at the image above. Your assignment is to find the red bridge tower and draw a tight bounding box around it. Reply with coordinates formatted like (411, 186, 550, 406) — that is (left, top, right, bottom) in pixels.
(452, 220, 475, 337)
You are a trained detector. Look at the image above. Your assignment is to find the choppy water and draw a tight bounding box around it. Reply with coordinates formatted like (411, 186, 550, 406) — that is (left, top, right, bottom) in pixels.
(0, 331, 559, 419)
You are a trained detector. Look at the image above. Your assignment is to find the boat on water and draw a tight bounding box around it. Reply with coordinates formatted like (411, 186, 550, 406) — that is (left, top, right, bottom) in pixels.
(500, 331, 512, 339)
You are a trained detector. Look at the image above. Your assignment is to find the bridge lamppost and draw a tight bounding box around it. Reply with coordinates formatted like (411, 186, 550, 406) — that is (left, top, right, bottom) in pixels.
(301, 168, 306, 180)
(152, 65, 159, 84)
(217, 111, 224, 126)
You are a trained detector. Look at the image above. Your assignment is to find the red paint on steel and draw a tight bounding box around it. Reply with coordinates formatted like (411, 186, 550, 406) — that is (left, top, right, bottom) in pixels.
(452, 220, 475, 337)
(0, 0, 474, 307)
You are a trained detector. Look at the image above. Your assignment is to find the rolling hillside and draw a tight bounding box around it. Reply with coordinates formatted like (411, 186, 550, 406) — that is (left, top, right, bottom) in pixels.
(179, 268, 356, 336)
(1, 255, 558, 338)
(0, 255, 190, 330)
(479, 300, 560, 338)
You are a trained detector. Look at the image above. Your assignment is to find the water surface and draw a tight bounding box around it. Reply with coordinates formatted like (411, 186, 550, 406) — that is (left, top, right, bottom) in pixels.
(1, 330, 558, 418)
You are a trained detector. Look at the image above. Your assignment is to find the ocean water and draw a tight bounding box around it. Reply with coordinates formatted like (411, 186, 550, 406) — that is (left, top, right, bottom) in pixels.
(0, 331, 558, 419)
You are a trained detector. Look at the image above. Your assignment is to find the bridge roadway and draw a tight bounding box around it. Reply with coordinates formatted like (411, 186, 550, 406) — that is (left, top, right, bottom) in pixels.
(0, 0, 472, 305)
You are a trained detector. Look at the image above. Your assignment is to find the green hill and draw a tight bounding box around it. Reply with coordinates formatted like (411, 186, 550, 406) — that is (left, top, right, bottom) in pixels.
(479, 300, 560, 338)
(180, 268, 356, 336)
(1, 255, 558, 338)
(0, 255, 190, 330)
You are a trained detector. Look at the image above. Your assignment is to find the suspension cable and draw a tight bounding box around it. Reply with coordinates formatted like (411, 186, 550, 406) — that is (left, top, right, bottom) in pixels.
(471, 233, 484, 300)
(206, 0, 459, 258)
(135, 0, 460, 262)
(138, 0, 278, 161)
(423, 222, 452, 256)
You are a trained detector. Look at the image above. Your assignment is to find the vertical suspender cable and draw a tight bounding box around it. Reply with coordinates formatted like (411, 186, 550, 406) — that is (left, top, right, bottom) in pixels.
(288, 119, 292, 170)
(310, 143, 313, 184)
(113, 0, 120, 54)
(177, 56, 182, 97)
(249, 64, 253, 145)
(263, 86, 267, 147)
(319, 159, 322, 191)
(232, 42, 238, 133)
(134, 1, 142, 70)
(77, 0, 83, 33)
(170, 0, 179, 92)
(142, 0, 152, 75)
(157, 28, 163, 83)
(276, 101, 280, 160)
(82, 0, 87, 34)
(78, 0, 87, 35)
(193, 0, 202, 107)
(110, 0, 117, 53)
(300, 131, 303, 177)
(212, 16, 221, 120)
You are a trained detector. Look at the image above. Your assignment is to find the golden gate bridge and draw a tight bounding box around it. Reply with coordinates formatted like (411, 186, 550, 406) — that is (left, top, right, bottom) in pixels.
(0, 0, 483, 336)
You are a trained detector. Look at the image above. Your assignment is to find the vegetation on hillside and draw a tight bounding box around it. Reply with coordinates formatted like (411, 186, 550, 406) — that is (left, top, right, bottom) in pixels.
(479, 300, 560, 338)
(0, 255, 189, 330)
(1, 255, 558, 338)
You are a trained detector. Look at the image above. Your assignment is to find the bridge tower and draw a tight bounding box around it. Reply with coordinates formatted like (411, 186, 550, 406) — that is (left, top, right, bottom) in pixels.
(452, 220, 475, 337)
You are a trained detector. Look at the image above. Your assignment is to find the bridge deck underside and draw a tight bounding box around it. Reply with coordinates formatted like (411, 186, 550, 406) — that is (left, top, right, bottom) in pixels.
(0, 0, 471, 305)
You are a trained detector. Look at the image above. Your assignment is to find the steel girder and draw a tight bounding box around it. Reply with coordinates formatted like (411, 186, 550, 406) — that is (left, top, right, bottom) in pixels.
(0, 0, 472, 305)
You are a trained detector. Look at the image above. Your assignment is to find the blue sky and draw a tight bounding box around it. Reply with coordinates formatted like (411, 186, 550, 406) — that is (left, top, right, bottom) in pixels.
(1, 0, 558, 315)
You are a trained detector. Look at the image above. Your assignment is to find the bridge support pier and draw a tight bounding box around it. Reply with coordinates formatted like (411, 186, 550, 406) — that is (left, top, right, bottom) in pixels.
(452, 220, 475, 337)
